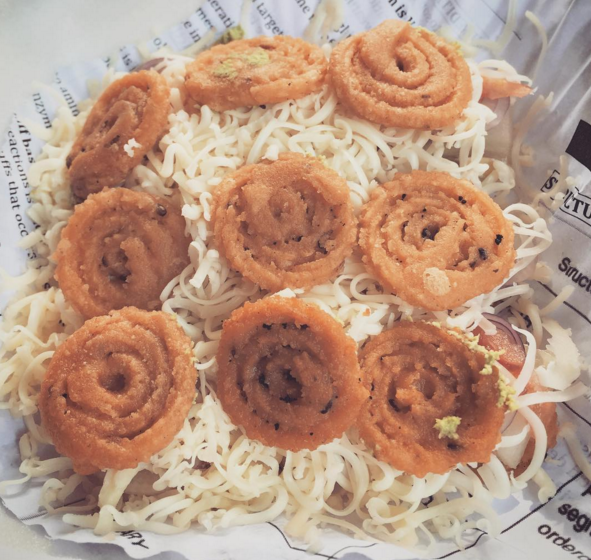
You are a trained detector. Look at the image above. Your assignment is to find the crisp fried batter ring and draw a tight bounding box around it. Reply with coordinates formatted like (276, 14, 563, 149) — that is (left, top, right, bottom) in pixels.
(216, 297, 367, 451)
(329, 20, 472, 129)
(55, 188, 190, 319)
(39, 307, 196, 475)
(185, 35, 327, 111)
(212, 153, 356, 291)
(358, 322, 504, 477)
(67, 71, 170, 201)
(359, 171, 515, 311)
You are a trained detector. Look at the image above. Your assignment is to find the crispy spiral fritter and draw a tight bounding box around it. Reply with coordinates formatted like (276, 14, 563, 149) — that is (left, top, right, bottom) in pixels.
(39, 307, 196, 475)
(212, 153, 356, 291)
(67, 71, 170, 201)
(329, 20, 472, 129)
(185, 35, 327, 111)
(55, 188, 190, 319)
(216, 297, 367, 451)
(359, 171, 515, 311)
(358, 322, 504, 477)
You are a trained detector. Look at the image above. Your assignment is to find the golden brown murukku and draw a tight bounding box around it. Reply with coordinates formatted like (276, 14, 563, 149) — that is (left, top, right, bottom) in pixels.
(212, 153, 356, 291)
(185, 35, 327, 111)
(67, 71, 170, 201)
(329, 20, 473, 129)
(216, 297, 367, 451)
(358, 322, 504, 477)
(481, 76, 532, 100)
(39, 307, 196, 475)
(55, 188, 190, 319)
(359, 171, 515, 311)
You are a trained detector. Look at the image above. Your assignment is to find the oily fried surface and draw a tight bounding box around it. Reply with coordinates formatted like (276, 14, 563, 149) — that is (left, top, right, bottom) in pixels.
(39, 307, 196, 475)
(185, 35, 327, 111)
(358, 322, 504, 477)
(55, 188, 190, 319)
(212, 153, 356, 291)
(216, 297, 367, 451)
(67, 71, 170, 201)
(359, 170, 515, 311)
(329, 20, 472, 129)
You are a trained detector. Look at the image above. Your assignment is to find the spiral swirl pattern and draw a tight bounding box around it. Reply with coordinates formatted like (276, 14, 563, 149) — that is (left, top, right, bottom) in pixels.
(212, 153, 356, 291)
(67, 71, 170, 201)
(358, 322, 504, 477)
(55, 188, 190, 319)
(217, 297, 367, 451)
(185, 35, 327, 111)
(329, 20, 472, 130)
(359, 170, 515, 311)
(39, 307, 196, 475)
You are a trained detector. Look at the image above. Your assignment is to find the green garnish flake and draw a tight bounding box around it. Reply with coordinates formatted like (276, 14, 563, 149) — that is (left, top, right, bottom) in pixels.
(305, 150, 327, 164)
(434, 416, 461, 440)
(497, 375, 518, 410)
(240, 48, 270, 67)
(446, 329, 504, 375)
(213, 48, 270, 80)
(212, 59, 238, 79)
(218, 25, 245, 44)
(481, 347, 504, 375)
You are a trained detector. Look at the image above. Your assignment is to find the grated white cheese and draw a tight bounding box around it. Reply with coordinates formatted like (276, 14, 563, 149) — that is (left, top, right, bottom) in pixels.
(123, 138, 142, 157)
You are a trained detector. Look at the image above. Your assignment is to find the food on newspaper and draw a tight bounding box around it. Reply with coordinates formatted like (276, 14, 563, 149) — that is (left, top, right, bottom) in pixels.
(212, 152, 356, 291)
(185, 35, 327, 111)
(217, 297, 366, 450)
(359, 170, 516, 310)
(0, 6, 587, 557)
(329, 20, 473, 129)
(54, 187, 190, 318)
(67, 71, 170, 201)
(38, 307, 196, 474)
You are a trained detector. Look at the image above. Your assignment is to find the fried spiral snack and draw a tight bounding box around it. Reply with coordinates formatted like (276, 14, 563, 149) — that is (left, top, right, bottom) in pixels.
(55, 188, 190, 319)
(212, 153, 356, 291)
(39, 307, 196, 475)
(359, 171, 515, 311)
(185, 35, 327, 111)
(216, 297, 367, 451)
(358, 322, 504, 477)
(329, 20, 473, 129)
(67, 71, 170, 201)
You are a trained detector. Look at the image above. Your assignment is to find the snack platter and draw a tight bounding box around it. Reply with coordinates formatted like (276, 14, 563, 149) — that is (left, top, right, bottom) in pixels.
(1, 1, 591, 560)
